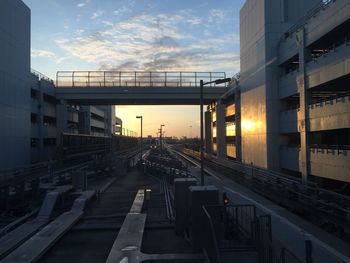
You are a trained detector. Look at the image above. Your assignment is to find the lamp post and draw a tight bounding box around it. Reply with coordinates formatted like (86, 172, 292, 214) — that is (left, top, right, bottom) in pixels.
(199, 77, 231, 185)
(159, 124, 165, 150)
(189, 125, 193, 153)
(136, 116, 143, 163)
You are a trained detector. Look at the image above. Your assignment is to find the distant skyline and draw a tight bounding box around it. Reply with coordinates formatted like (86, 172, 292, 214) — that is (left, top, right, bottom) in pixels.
(24, 0, 244, 137)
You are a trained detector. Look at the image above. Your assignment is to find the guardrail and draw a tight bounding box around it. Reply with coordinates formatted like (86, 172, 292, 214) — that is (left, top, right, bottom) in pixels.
(56, 71, 227, 88)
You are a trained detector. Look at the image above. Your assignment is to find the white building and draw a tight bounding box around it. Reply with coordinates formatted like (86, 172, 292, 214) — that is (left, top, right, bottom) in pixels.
(206, 0, 350, 186)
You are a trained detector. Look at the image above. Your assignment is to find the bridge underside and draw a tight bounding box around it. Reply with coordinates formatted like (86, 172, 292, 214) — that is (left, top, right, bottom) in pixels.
(55, 87, 227, 105)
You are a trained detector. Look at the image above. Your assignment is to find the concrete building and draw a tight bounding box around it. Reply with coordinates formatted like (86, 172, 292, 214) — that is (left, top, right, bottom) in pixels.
(206, 0, 350, 185)
(30, 70, 59, 163)
(0, 0, 31, 169)
(0, 0, 123, 168)
(30, 70, 120, 163)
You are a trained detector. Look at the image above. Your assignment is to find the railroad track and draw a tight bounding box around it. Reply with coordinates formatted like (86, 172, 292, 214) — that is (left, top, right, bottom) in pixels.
(38, 169, 162, 263)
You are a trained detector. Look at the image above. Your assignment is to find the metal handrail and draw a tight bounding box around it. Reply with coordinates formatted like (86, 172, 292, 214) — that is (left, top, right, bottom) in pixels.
(202, 206, 221, 263)
(181, 148, 350, 212)
(278, 247, 304, 263)
(282, 0, 335, 40)
(31, 69, 53, 82)
(309, 91, 350, 107)
(56, 71, 227, 88)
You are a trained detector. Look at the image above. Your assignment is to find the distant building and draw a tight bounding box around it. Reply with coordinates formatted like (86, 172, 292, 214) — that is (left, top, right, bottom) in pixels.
(30, 70, 122, 163)
(206, 0, 350, 185)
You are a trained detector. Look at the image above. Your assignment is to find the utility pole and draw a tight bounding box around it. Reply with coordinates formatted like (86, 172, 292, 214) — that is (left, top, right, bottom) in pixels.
(136, 116, 143, 163)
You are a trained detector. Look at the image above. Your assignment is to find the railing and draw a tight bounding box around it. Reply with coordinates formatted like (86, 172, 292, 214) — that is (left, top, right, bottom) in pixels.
(278, 248, 304, 263)
(0, 162, 48, 184)
(181, 148, 350, 224)
(31, 69, 53, 82)
(56, 71, 227, 88)
(310, 144, 350, 155)
(204, 204, 312, 263)
(309, 91, 350, 107)
(62, 143, 112, 156)
(204, 205, 257, 248)
(310, 36, 350, 62)
(202, 206, 221, 263)
(282, 0, 336, 40)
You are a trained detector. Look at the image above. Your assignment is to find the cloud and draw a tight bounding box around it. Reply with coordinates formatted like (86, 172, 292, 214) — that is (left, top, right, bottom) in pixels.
(208, 9, 226, 24)
(77, 0, 89, 8)
(187, 17, 201, 25)
(91, 10, 104, 19)
(113, 6, 129, 17)
(31, 49, 66, 63)
(55, 10, 240, 75)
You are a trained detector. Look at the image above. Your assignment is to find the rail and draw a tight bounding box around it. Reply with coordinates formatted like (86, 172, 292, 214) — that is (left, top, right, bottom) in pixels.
(310, 144, 350, 151)
(205, 204, 257, 245)
(278, 248, 304, 263)
(202, 206, 221, 263)
(56, 71, 227, 88)
(282, 0, 336, 40)
(309, 91, 350, 107)
(31, 69, 53, 82)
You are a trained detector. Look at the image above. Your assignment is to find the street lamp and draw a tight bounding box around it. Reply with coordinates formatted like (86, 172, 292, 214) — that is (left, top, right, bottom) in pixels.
(136, 116, 143, 163)
(159, 124, 165, 150)
(199, 77, 231, 185)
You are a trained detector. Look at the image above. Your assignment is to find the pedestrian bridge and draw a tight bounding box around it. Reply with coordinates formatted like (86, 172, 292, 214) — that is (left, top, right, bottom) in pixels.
(55, 71, 228, 105)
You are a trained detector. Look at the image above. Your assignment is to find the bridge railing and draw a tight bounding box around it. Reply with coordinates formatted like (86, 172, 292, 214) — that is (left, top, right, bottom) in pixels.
(56, 71, 227, 88)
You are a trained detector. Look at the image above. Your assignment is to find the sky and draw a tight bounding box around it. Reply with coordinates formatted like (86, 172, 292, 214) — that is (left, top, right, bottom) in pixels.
(24, 0, 244, 137)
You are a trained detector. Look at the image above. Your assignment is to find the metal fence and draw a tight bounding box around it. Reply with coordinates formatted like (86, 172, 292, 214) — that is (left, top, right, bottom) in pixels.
(56, 71, 227, 88)
(203, 204, 306, 263)
(202, 206, 221, 263)
(205, 204, 257, 247)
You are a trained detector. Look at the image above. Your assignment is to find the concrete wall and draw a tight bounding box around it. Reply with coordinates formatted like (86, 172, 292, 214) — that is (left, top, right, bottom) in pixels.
(239, 0, 320, 169)
(309, 148, 350, 182)
(30, 73, 57, 163)
(309, 96, 350, 132)
(0, 0, 30, 169)
(279, 146, 350, 183)
(240, 0, 268, 167)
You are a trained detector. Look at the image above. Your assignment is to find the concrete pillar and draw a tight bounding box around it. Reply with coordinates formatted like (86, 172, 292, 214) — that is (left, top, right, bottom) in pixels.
(189, 185, 219, 249)
(216, 102, 226, 159)
(297, 29, 311, 183)
(72, 170, 88, 191)
(174, 178, 197, 235)
(0, 186, 9, 209)
(205, 111, 212, 155)
(235, 88, 242, 162)
(56, 100, 68, 145)
(38, 80, 44, 161)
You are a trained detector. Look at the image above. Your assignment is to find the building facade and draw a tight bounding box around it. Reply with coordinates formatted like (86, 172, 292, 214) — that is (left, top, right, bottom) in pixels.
(0, 0, 124, 168)
(0, 0, 31, 169)
(206, 0, 350, 185)
(30, 70, 121, 163)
